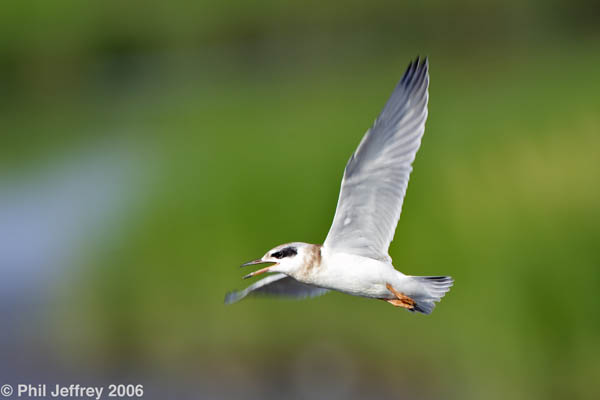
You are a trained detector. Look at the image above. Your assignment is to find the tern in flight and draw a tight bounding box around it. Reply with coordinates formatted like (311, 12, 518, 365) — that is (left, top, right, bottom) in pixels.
(226, 58, 452, 314)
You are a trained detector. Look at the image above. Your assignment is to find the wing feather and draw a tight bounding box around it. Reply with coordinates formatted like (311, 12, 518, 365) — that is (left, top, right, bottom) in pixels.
(323, 58, 430, 262)
(224, 273, 329, 304)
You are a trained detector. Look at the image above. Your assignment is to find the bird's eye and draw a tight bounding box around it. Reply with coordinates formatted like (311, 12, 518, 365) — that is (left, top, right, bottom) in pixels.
(271, 251, 283, 259)
(272, 247, 297, 259)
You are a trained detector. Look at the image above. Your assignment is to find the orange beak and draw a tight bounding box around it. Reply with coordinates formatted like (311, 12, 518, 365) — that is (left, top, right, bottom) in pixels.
(240, 258, 276, 279)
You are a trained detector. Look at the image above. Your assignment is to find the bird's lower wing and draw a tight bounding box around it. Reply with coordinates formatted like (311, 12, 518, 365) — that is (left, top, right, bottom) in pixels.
(224, 273, 329, 304)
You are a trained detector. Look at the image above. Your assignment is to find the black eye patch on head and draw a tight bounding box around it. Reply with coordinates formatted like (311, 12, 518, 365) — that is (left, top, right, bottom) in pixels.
(271, 247, 297, 259)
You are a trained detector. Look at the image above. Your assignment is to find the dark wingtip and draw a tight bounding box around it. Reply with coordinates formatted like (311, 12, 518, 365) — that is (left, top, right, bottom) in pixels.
(401, 60, 414, 84)
(224, 291, 240, 305)
(400, 55, 429, 87)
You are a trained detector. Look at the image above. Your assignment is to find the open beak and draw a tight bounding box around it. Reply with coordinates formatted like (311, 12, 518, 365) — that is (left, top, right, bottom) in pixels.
(240, 258, 276, 279)
(240, 258, 267, 267)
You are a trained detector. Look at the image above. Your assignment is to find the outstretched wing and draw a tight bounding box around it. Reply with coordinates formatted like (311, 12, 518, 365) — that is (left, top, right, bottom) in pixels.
(224, 273, 329, 304)
(323, 58, 429, 263)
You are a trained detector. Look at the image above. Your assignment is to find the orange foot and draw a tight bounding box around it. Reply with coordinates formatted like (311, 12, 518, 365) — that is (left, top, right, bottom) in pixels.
(383, 283, 416, 310)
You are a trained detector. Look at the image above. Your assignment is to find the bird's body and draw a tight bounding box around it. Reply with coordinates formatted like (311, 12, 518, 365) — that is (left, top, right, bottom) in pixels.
(226, 58, 453, 314)
(291, 246, 400, 298)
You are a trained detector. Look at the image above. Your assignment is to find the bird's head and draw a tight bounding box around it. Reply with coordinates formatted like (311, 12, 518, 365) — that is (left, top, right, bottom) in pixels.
(240, 242, 320, 279)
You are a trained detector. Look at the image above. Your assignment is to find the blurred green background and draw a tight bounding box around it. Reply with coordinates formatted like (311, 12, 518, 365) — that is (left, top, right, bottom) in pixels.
(1, 1, 599, 399)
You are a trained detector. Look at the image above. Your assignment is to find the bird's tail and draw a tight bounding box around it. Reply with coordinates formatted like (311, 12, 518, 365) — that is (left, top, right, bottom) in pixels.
(410, 276, 453, 314)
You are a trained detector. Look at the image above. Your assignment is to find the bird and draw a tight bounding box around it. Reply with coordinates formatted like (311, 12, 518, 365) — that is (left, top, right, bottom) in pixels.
(225, 57, 453, 314)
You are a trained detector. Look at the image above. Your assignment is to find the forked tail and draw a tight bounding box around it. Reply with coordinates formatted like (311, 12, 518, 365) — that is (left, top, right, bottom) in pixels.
(411, 276, 454, 314)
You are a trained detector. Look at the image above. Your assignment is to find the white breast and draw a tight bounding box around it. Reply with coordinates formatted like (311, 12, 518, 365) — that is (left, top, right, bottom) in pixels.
(309, 250, 405, 298)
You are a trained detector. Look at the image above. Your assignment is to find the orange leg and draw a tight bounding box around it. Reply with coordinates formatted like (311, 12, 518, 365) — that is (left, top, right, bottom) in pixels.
(383, 283, 416, 310)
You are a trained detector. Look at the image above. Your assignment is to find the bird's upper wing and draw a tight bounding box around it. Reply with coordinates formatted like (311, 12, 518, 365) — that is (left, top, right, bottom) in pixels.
(224, 273, 329, 304)
(323, 58, 429, 263)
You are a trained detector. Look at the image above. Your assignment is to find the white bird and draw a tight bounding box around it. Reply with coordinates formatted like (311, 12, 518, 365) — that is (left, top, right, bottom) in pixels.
(226, 58, 453, 314)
